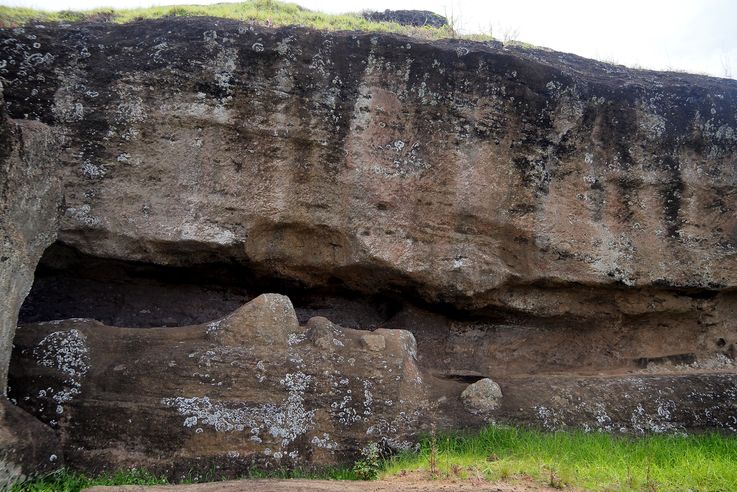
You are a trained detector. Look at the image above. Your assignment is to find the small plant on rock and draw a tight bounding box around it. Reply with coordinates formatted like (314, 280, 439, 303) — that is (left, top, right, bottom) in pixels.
(352, 442, 382, 480)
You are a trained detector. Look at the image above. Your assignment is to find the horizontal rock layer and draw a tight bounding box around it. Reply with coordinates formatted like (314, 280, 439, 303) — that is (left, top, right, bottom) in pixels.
(11, 295, 428, 476)
(9, 295, 737, 477)
(0, 18, 736, 307)
(1, 15, 737, 481)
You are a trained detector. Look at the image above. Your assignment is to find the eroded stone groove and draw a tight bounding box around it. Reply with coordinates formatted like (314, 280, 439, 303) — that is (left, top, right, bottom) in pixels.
(1, 15, 737, 483)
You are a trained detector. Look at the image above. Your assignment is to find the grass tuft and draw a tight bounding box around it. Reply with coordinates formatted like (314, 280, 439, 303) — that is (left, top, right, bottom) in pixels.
(0, 0, 494, 42)
(12, 468, 167, 492)
(382, 426, 737, 491)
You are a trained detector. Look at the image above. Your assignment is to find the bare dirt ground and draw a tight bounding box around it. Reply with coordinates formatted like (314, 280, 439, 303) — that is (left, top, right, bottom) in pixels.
(83, 477, 560, 491)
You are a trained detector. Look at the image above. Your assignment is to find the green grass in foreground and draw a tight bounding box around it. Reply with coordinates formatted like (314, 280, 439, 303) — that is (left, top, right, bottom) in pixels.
(12, 466, 360, 492)
(12, 468, 168, 492)
(383, 426, 737, 491)
(0, 0, 492, 42)
(15, 426, 737, 491)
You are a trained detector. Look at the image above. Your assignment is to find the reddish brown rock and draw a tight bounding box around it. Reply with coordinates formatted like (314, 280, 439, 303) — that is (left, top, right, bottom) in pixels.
(0, 15, 737, 480)
(0, 398, 62, 487)
(10, 295, 430, 478)
(0, 19, 735, 308)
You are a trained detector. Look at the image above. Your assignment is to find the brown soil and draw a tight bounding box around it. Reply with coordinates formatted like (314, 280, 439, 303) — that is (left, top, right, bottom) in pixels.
(83, 476, 560, 492)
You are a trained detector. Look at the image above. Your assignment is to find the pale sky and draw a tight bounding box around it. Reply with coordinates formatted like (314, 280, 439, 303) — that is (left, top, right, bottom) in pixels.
(3, 0, 736, 79)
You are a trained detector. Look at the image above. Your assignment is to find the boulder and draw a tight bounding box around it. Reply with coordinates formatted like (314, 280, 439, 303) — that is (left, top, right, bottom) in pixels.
(461, 378, 503, 417)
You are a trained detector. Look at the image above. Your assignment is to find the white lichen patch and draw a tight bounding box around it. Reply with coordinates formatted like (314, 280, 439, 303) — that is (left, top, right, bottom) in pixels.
(275, 36, 295, 59)
(33, 329, 89, 403)
(287, 333, 306, 346)
(399, 331, 418, 360)
(180, 223, 238, 246)
(81, 160, 106, 179)
(534, 405, 563, 431)
(638, 110, 666, 139)
(205, 319, 222, 335)
(52, 90, 83, 122)
(310, 432, 338, 450)
(114, 88, 146, 125)
(64, 204, 100, 227)
(196, 346, 252, 369)
(365, 405, 426, 452)
(256, 360, 267, 382)
(162, 372, 315, 447)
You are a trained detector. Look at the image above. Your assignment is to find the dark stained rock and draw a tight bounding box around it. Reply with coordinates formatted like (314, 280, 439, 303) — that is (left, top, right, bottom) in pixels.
(9, 296, 429, 478)
(0, 16, 736, 479)
(362, 10, 448, 28)
(0, 398, 62, 488)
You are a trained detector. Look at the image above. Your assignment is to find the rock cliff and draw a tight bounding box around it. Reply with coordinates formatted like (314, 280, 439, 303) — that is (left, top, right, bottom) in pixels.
(1, 16, 737, 482)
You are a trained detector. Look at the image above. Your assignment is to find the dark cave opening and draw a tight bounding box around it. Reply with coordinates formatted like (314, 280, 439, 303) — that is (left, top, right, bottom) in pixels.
(18, 242, 403, 329)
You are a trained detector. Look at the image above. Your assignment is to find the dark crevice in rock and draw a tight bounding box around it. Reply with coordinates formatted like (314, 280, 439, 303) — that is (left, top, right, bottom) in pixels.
(19, 242, 403, 330)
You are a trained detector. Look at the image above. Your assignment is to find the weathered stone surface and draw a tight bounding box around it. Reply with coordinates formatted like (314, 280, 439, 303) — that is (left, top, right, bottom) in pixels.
(0, 398, 62, 488)
(9, 297, 429, 478)
(0, 90, 62, 393)
(0, 18, 735, 309)
(212, 293, 299, 346)
(495, 374, 737, 434)
(1, 15, 737, 479)
(0, 87, 63, 488)
(360, 333, 386, 352)
(362, 10, 448, 28)
(10, 298, 737, 478)
(460, 378, 502, 417)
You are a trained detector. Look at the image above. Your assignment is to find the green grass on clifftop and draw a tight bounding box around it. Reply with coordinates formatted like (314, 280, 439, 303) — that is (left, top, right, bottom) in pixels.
(0, 0, 492, 41)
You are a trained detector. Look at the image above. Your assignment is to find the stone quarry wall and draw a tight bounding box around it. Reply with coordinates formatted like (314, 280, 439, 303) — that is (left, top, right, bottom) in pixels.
(0, 89, 63, 483)
(1, 16, 737, 481)
(2, 19, 736, 302)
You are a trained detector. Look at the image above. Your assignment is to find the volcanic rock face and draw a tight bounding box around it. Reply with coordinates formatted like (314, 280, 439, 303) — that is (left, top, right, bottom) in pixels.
(2, 19, 737, 301)
(1, 15, 737, 481)
(10, 295, 428, 476)
(0, 92, 63, 481)
(362, 10, 448, 28)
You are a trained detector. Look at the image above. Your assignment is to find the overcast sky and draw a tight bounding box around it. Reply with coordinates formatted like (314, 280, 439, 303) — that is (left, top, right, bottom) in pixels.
(3, 0, 736, 78)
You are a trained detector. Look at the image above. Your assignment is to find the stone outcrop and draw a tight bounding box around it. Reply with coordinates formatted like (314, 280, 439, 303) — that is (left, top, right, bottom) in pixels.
(0, 18, 735, 305)
(0, 89, 62, 393)
(0, 15, 736, 482)
(0, 87, 63, 484)
(10, 296, 737, 478)
(362, 10, 448, 28)
(0, 398, 62, 485)
(10, 295, 427, 478)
